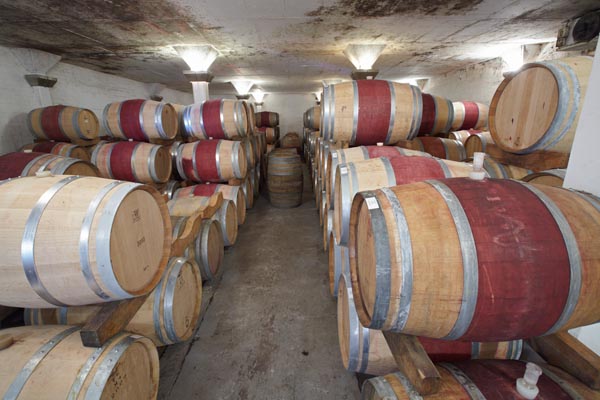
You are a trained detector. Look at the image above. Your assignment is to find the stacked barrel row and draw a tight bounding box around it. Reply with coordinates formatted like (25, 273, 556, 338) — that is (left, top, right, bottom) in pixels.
(0, 173, 177, 399)
(311, 56, 594, 399)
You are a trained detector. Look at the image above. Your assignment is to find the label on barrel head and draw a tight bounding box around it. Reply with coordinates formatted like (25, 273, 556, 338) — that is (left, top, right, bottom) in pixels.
(332, 153, 338, 158)
(365, 197, 379, 210)
(340, 167, 348, 174)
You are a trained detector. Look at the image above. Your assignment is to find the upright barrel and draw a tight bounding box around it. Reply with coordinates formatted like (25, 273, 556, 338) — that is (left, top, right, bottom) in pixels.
(350, 178, 600, 341)
(0, 152, 98, 180)
(337, 274, 522, 376)
(489, 56, 592, 154)
(419, 93, 454, 135)
(28, 105, 99, 141)
(176, 183, 247, 225)
(268, 150, 303, 208)
(176, 140, 247, 182)
(0, 175, 170, 308)
(103, 99, 178, 141)
(321, 80, 422, 145)
(255, 111, 279, 127)
(91, 141, 172, 184)
(334, 156, 473, 245)
(0, 326, 159, 399)
(182, 99, 248, 140)
(304, 106, 321, 130)
(361, 360, 600, 400)
(451, 101, 489, 130)
(24, 257, 202, 346)
(281, 132, 302, 154)
(21, 142, 90, 161)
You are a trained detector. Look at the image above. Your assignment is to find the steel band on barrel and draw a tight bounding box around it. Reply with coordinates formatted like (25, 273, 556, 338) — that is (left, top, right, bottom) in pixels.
(438, 363, 486, 400)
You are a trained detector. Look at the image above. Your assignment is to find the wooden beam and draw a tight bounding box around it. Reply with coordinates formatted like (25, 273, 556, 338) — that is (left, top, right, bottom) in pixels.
(382, 332, 441, 395)
(80, 294, 148, 348)
(484, 145, 569, 171)
(529, 332, 600, 390)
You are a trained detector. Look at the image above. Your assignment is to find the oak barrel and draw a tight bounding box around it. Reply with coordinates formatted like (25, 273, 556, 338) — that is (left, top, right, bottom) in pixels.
(184, 219, 225, 281)
(27, 105, 99, 141)
(257, 127, 278, 144)
(464, 131, 495, 158)
(333, 156, 473, 246)
(175, 183, 247, 225)
(0, 326, 159, 399)
(103, 99, 178, 141)
(448, 129, 481, 144)
(350, 178, 600, 340)
(361, 360, 600, 400)
(176, 140, 247, 182)
(268, 149, 303, 208)
(0, 175, 170, 308)
(321, 81, 422, 145)
(418, 93, 454, 135)
(522, 169, 567, 187)
(162, 180, 181, 200)
(21, 142, 90, 161)
(255, 111, 279, 127)
(0, 152, 98, 180)
(483, 155, 532, 179)
(397, 137, 466, 161)
(489, 56, 592, 154)
(328, 232, 349, 297)
(281, 132, 302, 155)
(91, 141, 172, 184)
(182, 99, 248, 140)
(337, 274, 522, 376)
(304, 106, 321, 130)
(451, 101, 489, 130)
(24, 256, 202, 346)
(214, 199, 238, 246)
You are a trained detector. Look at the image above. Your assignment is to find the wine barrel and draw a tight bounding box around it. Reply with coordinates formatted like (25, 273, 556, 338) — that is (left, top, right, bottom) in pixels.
(321, 81, 422, 145)
(464, 131, 495, 158)
(169, 141, 183, 180)
(243, 101, 255, 136)
(451, 101, 489, 130)
(326, 145, 431, 209)
(337, 274, 522, 376)
(419, 93, 454, 135)
(91, 141, 172, 184)
(361, 360, 600, 400)
(169, 103, 187, 140)
(21, 142, 90, 161)
(103, 99, 178, 141)
(268, 150, 303, 208)
(448, 129, 482, 144)
(350, 178, 600, 341)
(175, 183, 247, 225)
(0, 175, 170, 308)
(243, 174, 255, 209)
(257, 127, 278, 144)
(334, 156, 474, 246)
(255, 111, 279, 127)
(0, 152, 99, 180)
(328, 232, 349, 297)
(522, 169, 566, 187)
(304, 106, 321, 130)
(162, 180, 181, 200)
(182, 99, 248, 140)
(252, 167, 260, 197)
(233, 136, 256, 170)
(185, 219, 225, 281)
(281, 132, 302, 154)
(214, 199, 238, 246)
(27, 105, 99, 141)
(0, 325, 158, 399)
(24, 257, 202, 346)
(176, 140, 247, 182)
(489, 56, 592, 154)
(483, 155, 532, 179)
(398, 137, 466, 161)
(323, 210, 333, 251)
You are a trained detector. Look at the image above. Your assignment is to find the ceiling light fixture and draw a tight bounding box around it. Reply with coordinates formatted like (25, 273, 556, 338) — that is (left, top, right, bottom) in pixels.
(231, 80, 254, 100)
(502, 45, 524, 74)
(344, 44, 386, 80)
(314, 91, 322, 102)
(172, 44, 220, 103)
(252, 89, 266, 108)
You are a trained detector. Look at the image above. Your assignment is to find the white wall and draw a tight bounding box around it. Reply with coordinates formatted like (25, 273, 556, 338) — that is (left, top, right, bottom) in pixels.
(0, 45, 193, 154)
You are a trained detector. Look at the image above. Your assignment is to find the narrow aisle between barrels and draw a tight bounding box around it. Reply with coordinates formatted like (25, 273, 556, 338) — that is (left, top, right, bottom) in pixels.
(163, 168, 360, 400)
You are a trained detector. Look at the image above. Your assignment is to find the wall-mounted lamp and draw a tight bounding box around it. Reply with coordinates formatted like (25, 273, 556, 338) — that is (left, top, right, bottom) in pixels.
(231, 80, 254, 100)
(502, 45, 524, 75)
(173, 44, 220, 103)
(344, 44, 386, 80)
(252, 89, 266, 109)
(314, 91, 321, 105)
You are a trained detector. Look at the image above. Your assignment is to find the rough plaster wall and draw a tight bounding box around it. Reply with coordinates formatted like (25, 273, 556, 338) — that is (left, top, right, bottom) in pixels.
(0, 45, 193, 154)
(422, 57, 505, 105)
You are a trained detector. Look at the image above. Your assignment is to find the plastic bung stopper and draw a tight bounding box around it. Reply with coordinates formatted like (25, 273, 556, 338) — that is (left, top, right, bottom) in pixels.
(376, 142, 384, 147)
(516, 362, 542, 399)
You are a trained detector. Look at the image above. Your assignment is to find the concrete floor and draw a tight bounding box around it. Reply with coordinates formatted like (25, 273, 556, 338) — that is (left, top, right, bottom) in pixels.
(161, 171, 361, 400)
